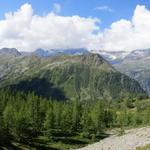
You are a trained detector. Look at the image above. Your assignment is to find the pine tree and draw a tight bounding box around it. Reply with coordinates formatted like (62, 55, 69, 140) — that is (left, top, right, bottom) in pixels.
(28, 93, 41, 137)
(61, 104, 72, 132)
(44, 103, 54, 140)
(13, 108, 30, 142)
(72, 99, 80, 132)
(91, 101, 104, 135)
(0, 98, 5, 144)
(80, 107, 92, 138)
(143, 107, 150, 125)
(54, 102, 62, 131)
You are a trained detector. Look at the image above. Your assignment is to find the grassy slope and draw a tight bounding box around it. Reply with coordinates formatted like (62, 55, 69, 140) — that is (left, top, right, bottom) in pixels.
(0, 54, 147, 100)
(136, 144, 150, 150)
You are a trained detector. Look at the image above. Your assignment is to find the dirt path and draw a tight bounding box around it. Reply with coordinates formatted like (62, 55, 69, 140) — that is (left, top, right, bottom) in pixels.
(77, 127, 150, 150)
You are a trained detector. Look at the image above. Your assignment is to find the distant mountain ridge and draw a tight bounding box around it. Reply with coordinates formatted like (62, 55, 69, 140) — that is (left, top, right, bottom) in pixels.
(91, 49, 150, 95)
(0, 47, 149, 96)
(0, 47, 89, 57)
(91, 50, 130, 64)
(1, 47, 150, 61)
(124, 49, 150, 60)
(114, 49, 150, 95)
(33, 48, 89, 57)
(0, 48, 147, 100)
(0, 48, 21, 57)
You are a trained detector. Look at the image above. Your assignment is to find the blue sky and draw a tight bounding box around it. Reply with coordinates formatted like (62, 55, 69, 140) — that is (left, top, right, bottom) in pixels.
(0, 0, 150, 51)
(0, 0, 149, 29)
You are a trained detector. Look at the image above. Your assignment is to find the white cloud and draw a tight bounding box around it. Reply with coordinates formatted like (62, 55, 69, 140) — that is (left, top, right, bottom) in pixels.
(100, 5, 150, 51)
(95, 5, 113, 12)
(0, 3, 100, 51)
(53, 3, 61, 13)
(0, 4, 150, 52)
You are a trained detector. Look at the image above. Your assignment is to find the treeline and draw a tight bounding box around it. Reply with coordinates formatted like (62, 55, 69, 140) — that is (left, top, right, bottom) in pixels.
(0, 90, 150, 146)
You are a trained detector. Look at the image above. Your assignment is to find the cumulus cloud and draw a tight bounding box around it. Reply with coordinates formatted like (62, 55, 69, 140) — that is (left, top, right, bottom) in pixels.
(100, 5, 150, 51)
(95, 5, 113, 12)
(0, 3, 101, 51)
(0, 4, 150, 52)
(53, 3, 61, 13)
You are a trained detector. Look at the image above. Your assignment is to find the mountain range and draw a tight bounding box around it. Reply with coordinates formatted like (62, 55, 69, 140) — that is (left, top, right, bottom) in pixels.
(0, 48, 147, 100)
(22, 48, 150, 95)
(114, 49, 150, 95)
(91, 49, 150, 95)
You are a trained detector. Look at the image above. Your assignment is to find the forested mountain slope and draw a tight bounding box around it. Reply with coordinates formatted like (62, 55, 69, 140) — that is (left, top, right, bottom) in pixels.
(114, 49, 150, 95)
(0, 48, 147, 100)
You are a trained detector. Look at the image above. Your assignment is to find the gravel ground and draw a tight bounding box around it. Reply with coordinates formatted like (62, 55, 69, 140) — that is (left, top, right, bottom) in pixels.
(77, 127, 150, 150)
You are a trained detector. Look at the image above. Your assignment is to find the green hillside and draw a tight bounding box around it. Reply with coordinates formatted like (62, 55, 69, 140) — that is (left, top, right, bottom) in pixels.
(0, 51, 149, 150)
(0, 53, 147, 100)
(115, 57, 150, 95)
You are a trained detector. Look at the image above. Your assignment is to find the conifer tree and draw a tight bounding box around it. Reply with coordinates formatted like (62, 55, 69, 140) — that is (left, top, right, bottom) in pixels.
(72, 99, 80, 132)
(28, 93, 41, 136)
(91, 101, 104, 135)
(44, 103, 54, 140)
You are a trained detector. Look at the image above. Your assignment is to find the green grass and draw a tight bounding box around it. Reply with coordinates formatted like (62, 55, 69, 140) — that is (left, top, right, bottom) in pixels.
(1, 133, 105, 150)
(11, 136, 90, 150)
(136, 144, 150, 150)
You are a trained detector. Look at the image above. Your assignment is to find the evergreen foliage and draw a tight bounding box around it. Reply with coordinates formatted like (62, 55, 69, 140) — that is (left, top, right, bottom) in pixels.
(0, 90, 149, 148)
